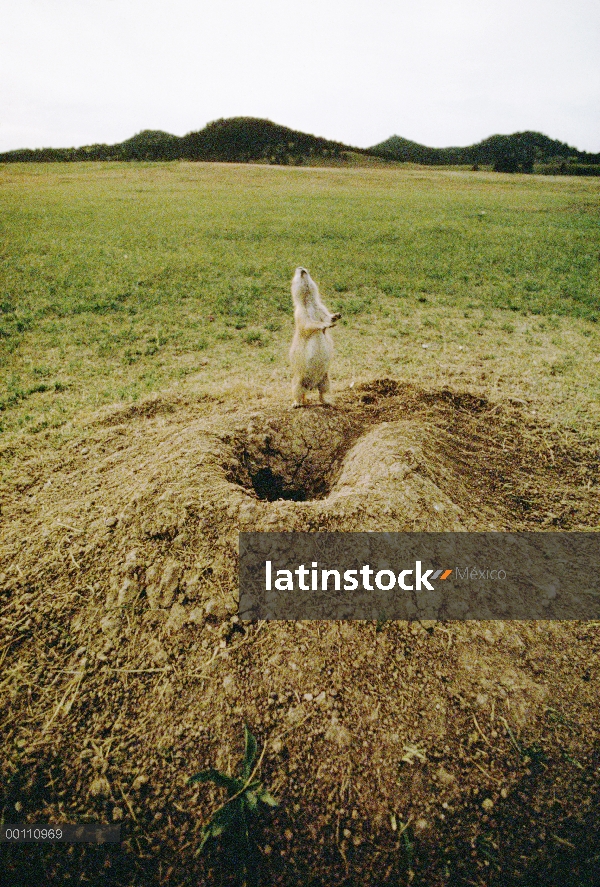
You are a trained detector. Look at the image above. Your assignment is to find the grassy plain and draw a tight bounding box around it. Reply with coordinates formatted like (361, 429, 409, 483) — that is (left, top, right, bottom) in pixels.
(1, 161, 599, 452)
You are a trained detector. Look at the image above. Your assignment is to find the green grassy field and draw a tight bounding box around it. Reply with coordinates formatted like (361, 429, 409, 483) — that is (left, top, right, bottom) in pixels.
(1, 161, 599, 441)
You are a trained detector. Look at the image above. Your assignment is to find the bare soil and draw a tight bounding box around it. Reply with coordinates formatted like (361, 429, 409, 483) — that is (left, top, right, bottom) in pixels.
(1, 379, 599, 885)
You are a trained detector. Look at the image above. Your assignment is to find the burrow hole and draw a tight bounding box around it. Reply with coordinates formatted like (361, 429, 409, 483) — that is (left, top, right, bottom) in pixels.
(224, 414, 366, 503)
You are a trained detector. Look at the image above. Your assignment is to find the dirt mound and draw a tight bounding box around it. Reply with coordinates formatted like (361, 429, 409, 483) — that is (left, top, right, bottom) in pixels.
(1, 381, 599, 885)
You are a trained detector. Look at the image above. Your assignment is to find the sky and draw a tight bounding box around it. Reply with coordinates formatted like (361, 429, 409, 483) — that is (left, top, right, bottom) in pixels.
(2, 0, 599, 153)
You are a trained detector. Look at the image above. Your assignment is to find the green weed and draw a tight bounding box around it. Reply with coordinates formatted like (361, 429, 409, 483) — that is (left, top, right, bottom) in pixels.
(188, 726, 277, 884)
(244, 330, 268, 347)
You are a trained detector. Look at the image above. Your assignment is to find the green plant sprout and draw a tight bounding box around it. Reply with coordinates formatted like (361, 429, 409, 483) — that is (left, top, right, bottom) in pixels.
(187, 725, 277, 880)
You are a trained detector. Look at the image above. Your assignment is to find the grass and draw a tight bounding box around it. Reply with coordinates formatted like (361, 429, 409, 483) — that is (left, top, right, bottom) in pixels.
(0, 161, 599, 444)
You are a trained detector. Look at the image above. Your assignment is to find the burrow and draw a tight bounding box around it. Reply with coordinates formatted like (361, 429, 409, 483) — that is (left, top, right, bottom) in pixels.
(220, 380, 598, 529)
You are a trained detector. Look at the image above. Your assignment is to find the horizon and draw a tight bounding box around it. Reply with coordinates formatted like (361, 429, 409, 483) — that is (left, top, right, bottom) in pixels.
(2, 0, 599, 154)
(1, 118, 596, 157)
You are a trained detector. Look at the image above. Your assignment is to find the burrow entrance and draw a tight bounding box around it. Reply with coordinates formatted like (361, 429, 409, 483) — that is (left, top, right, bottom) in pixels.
(249, 467, 311, 502)
(223, 380, 491, 506)
(221, 380, 599, 527)
(223, 408, 369, 503)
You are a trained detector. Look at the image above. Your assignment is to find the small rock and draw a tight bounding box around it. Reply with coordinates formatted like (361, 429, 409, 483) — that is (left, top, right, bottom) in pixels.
(132, 774, 149, 792)
(436, 767, 455, 786)
(118, 577, 138, 607)
(165, 602, 187, 634)
(325, 721, 351, 748)
(204, 598, 229, 621)
(147, 638, 168, 666)
(14, 801, 23, 813)
(124, 549, 139, 567)
(89, 776, 111, 798)
(104, 516, 118, 528)
(482, 798, 494, 811)
(112, 807, 124, 822)
(286, 706, 305, 725)
(146, 560, 184, 609)
(303, 692, 314, 702)
(159, 560, 183, 608)
(188, 606, 204, 625)
(99, 614, 120, 638)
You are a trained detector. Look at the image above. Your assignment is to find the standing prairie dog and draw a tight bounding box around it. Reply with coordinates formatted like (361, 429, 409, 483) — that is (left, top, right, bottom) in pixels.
(289, 267, 341, 407)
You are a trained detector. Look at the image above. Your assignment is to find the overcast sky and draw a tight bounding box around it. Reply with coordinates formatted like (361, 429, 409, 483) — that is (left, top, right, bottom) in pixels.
(2, 0, 599, 153)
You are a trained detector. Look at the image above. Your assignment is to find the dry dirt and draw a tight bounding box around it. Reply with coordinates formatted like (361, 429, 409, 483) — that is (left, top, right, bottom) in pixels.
(1, 379, 599, 886)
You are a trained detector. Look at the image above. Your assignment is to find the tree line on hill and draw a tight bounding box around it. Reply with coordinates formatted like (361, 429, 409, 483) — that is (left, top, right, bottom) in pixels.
(0, 117, 598, 174)
(370, 131, 600, 174)
(0, 119, 358, 166)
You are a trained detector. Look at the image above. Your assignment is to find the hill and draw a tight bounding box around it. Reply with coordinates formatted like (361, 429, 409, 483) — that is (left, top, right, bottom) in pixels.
(179, 117, 360, 164)
(369, 135, 462, 165)
(0, 118, 363, 166)
(0, 119, 598, 173)
(370, 130, 600, 173)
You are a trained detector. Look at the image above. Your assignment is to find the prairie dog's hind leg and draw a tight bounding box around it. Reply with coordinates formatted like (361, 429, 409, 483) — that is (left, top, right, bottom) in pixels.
(292, 377, 307, 408)
(318, 374, 332, 406)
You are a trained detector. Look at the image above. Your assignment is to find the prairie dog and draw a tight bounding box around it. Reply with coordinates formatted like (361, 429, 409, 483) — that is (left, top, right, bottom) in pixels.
(289, 267, 341, 407)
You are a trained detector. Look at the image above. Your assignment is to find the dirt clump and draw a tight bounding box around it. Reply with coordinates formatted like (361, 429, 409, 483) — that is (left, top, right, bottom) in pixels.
(1, 380, 599, 885)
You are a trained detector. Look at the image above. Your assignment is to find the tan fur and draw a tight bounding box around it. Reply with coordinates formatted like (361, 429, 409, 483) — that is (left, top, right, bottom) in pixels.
(289, 267, 341, 407)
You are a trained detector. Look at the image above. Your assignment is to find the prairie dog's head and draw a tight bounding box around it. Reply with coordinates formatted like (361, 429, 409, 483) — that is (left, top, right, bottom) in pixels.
(291, 266, 319, 307)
